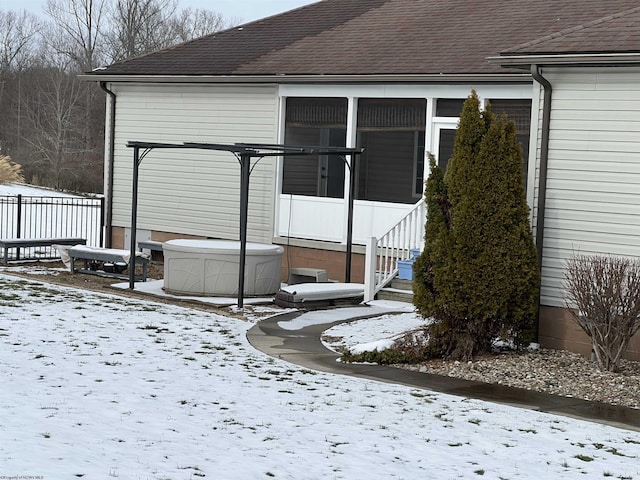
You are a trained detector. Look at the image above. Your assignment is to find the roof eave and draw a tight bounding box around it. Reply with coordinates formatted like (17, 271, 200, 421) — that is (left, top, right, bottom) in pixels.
(79, 73, 532, 84)
(488, 52, 640, 69)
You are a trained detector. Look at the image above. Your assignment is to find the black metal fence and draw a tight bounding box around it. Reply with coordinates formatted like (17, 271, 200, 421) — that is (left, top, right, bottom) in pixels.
(0, 194, 104, 261)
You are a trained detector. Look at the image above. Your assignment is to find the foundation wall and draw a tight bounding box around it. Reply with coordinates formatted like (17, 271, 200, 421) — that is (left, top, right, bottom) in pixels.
(279, 245, 365, 284)
(112, 227, 126, 249)
(539, 305, 640, 362)
(111, 227, 203, 250)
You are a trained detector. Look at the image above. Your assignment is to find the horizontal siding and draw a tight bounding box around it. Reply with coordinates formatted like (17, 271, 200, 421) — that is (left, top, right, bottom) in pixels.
(111, 84, 278, 242)
(535, 69, 640, 307)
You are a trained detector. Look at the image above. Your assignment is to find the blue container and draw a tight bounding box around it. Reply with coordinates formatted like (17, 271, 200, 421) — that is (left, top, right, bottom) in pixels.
(411, 248, 421, 259)
(397, 259, 414, 280)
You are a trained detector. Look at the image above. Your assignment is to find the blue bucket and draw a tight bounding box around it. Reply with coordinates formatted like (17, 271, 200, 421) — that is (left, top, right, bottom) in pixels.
(397, 259, 414, 280)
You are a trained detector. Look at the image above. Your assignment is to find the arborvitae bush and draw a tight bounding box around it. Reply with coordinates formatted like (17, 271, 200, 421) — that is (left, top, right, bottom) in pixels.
(414, 90, 540, 360)
(413, 153, 450, 321)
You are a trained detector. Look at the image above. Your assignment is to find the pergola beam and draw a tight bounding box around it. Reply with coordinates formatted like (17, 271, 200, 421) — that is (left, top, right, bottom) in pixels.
(126, 141, 363, 308)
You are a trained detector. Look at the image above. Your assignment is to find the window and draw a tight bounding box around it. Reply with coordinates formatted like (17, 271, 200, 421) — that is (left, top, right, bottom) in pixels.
(435, 98, 465, 117)
(437, 128, 456, 173)
(356, 98, 427, 204)
(282, 98, 347, 198)
(433, 99, 464, 174)
(433, 99, 532, 184)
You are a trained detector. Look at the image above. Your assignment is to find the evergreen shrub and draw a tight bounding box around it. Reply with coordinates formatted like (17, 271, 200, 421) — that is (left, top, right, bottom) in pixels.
(414, 90, 540, 360)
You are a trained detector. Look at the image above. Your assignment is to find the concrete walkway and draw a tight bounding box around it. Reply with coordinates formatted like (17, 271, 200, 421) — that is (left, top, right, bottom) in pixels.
(247, 309, 640, 432)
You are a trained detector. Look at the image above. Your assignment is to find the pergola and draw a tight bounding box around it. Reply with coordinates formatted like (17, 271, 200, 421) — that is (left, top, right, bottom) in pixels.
(125, 141, 364, 307)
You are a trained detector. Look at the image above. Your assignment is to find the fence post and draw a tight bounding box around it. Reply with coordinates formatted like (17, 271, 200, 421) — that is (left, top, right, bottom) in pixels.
(15, 194, 22, 261)
(16, 194, 22, 238)
(99, 197, 105, 247)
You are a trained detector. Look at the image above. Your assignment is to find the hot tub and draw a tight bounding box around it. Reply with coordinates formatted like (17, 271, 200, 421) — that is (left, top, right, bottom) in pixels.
(163, 239, 284, 296)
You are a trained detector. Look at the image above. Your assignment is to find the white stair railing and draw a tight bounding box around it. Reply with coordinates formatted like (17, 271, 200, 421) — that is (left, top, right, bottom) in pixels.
(364, 198, 426, 301)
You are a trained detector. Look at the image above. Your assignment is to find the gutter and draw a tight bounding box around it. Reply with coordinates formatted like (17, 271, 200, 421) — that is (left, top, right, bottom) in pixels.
(488, 52, 640, 68)
(530, 65, 552, 342)
(80, 73, 532, 84)
(99, 81, 116, 248)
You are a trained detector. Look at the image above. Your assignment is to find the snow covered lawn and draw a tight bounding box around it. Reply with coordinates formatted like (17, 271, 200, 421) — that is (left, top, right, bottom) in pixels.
(1, 273, 639, 479)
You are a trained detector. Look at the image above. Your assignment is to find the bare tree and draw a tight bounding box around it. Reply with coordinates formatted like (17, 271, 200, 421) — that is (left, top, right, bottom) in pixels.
(45, 0, 109, 71)
(107, 0, 178, 62)
(20, 62, 86, 190)
(0, 10, 41, 73)
(107, 1, 232, 62)
(0, 0, 231, 193)
(564, 254, 640, 372)
(172, 7, 231, 43)
(0, 10, 42, 160)
(43, 0, 109, 189)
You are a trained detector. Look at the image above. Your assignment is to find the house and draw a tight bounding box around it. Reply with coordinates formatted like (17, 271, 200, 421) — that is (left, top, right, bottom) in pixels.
(491, 6, 640, 360)
(84, 0, 640, 359)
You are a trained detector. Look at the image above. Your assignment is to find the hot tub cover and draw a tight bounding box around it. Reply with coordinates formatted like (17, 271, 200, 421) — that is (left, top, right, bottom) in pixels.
(164, 239, 284, 255)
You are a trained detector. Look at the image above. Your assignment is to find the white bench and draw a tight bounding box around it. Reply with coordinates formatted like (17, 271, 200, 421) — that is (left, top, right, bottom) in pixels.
(137, 240, 164, 253)
(137, 240, 165, 263)
(68, 246, 150, 281)
(0, 237, 86, 263)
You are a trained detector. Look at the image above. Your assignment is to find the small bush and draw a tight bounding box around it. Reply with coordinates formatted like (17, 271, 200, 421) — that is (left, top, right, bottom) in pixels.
(341, 329, 429, 365)
(341, 348, 418, 365)
(0, 155, 24, 184)
(564, 253, 640, 372)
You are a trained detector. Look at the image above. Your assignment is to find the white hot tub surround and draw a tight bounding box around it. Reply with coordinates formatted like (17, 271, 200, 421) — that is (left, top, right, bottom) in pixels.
(163, 239, 284, 296)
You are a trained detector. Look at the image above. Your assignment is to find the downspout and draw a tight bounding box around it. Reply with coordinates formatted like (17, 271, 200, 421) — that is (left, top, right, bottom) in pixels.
(100, 81, 116, 248)
(530, 64, 552, 342)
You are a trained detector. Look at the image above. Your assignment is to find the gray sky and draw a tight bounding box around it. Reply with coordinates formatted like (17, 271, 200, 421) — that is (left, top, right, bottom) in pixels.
(205, 0, 319, 24)
(3, 0, 320, 24)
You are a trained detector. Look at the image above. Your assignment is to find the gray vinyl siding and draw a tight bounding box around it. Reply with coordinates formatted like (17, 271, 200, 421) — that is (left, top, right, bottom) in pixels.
(110, 84, 278, 243)
(534, 68, 640, 307)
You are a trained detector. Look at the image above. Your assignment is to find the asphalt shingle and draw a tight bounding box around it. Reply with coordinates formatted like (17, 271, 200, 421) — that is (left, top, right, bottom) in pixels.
(91, 0, 640, 77)
(503, 7, 640, 55)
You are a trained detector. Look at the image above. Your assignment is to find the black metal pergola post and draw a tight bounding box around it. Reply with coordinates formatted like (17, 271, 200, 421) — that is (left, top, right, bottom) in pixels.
(125, 141, 363, 308)
(345, 153, 358, 283)
(129, 145, 141, 290)
(237, 152, 251, 307)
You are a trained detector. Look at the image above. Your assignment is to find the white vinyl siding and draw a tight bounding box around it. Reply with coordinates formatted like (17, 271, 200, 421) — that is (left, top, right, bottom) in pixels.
(533, 68, 640, 307)
(110, 84, 278, 243)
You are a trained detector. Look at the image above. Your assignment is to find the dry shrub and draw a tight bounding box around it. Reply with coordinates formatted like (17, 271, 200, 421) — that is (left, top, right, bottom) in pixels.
(564, 254, 640, 372)
(0, 155, 24, 184)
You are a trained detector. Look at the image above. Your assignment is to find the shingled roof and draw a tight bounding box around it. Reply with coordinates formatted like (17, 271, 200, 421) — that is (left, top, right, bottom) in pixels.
(88, 0, 640, 78)
(503, 6, 640, 56)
